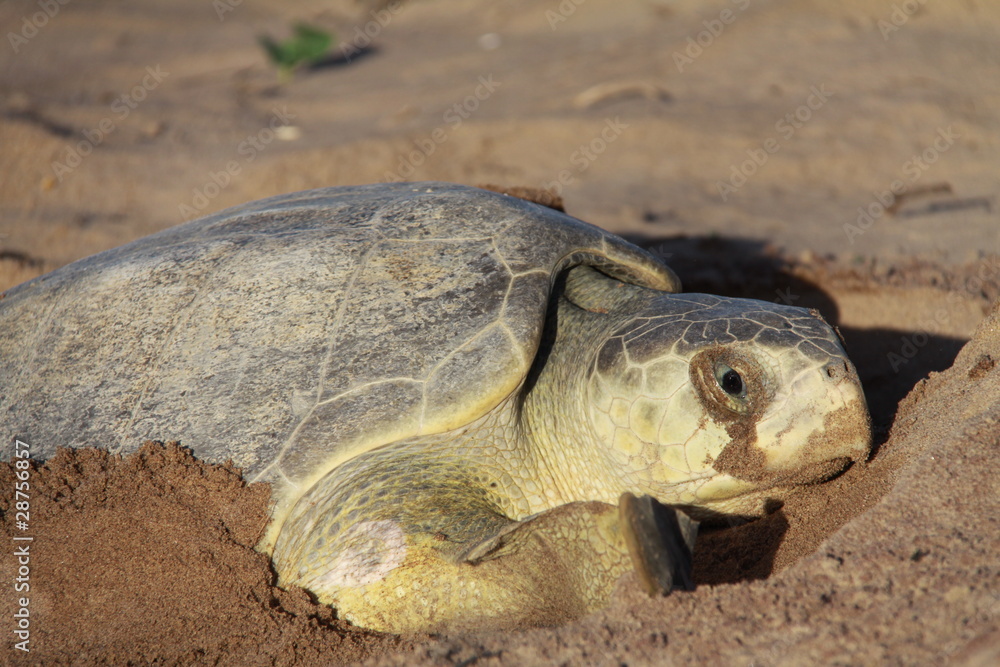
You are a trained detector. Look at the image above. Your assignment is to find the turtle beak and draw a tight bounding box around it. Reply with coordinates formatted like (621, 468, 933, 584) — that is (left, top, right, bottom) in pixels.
(756, 358, 872, 484)
(826, 361, 873, 463)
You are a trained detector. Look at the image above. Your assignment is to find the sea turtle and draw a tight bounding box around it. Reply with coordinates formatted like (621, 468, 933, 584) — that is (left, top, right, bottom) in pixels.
(0, 182, 871, 634)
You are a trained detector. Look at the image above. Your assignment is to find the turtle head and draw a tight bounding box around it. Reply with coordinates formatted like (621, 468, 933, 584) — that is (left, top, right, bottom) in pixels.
(564, 267, 871, 518)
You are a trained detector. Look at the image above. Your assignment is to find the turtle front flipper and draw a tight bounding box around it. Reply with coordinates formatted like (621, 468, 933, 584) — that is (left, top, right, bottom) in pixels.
(332, 501, 635, 634)
(618, 493, 698, 595)
(271, 448, 696, 634)
(463, 493, 698, 597)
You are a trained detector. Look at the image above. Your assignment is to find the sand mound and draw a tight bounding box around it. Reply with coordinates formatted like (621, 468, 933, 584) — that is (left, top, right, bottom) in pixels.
(0, 444, 405, 665)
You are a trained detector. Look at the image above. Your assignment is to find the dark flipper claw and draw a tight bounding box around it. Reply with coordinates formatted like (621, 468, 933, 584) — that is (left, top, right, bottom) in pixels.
(619, 492, 699, 595)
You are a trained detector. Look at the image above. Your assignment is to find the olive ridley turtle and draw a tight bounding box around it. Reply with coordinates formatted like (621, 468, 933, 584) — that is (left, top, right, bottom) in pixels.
(0, 182, 871, 633)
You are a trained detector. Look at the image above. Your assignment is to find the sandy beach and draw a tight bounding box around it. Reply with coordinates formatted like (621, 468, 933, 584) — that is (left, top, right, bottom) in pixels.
(1, 0, 998, 664)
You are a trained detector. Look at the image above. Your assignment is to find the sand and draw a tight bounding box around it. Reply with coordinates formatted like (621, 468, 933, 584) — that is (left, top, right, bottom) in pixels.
(0, 444, 407, 665)
(2, 0, 999, 664)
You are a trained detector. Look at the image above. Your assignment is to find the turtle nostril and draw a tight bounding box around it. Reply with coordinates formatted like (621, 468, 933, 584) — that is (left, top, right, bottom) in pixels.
(824, 361, 850, 380)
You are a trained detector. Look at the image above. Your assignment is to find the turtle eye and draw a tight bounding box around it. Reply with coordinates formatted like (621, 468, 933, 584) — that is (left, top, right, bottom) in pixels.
(714, 363, 747, 399)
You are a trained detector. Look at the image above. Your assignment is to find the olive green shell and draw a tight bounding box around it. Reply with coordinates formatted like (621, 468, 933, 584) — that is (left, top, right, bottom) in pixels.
(0, 182, 677, 494)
